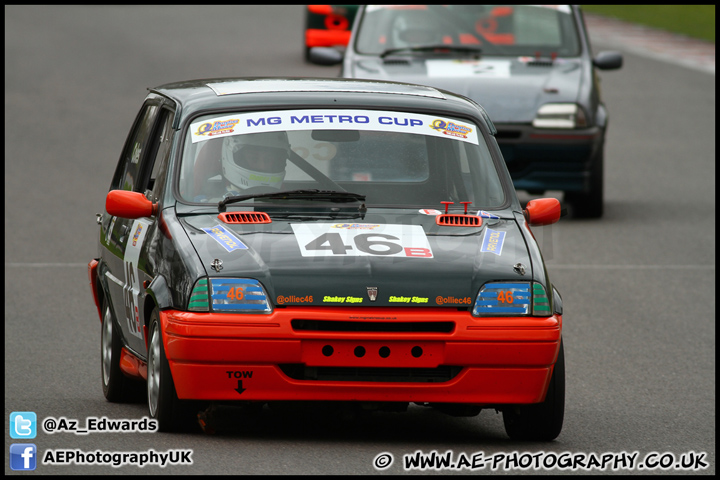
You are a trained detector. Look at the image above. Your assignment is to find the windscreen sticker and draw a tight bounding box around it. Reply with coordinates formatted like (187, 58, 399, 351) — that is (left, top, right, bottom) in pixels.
(291, 223, 433, 258)
(426, 59, 511, 78)
(203, 224, 247, 252)
(480, 228, 505, 255)
(190, 109, 479, 145)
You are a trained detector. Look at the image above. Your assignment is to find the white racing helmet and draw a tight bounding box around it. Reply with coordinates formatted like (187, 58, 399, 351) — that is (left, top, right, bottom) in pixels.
(221, 131, 290, 190)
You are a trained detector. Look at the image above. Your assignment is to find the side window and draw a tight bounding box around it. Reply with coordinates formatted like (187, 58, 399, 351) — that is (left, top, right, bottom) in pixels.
(144, 109, 174, 199)
(112, 104, 159, 191)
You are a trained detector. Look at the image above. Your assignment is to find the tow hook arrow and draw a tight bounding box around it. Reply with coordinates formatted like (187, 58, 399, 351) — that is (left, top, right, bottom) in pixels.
(235, 380, 246, 395)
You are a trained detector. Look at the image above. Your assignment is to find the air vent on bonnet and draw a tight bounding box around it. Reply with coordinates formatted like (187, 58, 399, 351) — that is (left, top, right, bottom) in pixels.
(218, 212, 271, 224)
(527, 60, 554, 67)
(435, 215, 482, 227)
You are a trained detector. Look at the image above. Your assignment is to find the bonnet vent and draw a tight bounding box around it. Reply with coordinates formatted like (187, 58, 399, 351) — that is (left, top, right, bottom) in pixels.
(435, 214, 482, 227)
(218, 212, 272, 224)
(527, 60, 554, 67)
(383, 59, 411, 65)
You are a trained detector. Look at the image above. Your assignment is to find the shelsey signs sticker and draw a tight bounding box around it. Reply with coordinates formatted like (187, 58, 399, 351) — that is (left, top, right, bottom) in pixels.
(291, 223, 433, 258)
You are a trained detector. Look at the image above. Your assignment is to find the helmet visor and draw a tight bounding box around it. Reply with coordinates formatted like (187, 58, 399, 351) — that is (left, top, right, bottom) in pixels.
(234, 145, 287, 173)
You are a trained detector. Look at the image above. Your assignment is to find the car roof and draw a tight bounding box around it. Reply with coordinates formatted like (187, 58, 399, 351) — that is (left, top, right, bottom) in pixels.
(149, 77, 496, 134)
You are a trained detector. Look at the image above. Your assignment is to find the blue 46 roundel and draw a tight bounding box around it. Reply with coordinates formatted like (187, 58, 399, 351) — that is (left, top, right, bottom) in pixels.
(473, 282, 530, 315)
(210, 278, 270, 312)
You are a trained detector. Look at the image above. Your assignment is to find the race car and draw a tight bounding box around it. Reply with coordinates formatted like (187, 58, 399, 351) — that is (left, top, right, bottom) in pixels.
(304, 5, 359, 61)
(309, 5, 623, 218)
(88, 77, 565, 440)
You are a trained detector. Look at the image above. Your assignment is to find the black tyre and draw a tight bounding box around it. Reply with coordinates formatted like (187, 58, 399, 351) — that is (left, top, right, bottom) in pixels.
(565, 145, 604, 218)
(101, 297, 133, 402)
(147, 308, 199, 432)
(503, 340, 565, 441)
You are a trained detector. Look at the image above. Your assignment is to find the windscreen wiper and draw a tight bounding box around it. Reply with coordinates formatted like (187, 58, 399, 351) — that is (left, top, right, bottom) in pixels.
(219, 189, 366, 210)
(380, 45, 482, 59)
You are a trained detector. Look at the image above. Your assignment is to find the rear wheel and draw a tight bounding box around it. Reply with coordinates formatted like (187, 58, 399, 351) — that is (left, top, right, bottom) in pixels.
(147, 308, 199, 432)
(503, 340, 565, 441)
(565, 145, 604, 218)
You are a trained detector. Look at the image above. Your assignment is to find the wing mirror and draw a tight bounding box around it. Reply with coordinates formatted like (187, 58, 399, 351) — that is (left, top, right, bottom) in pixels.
(309, 47, 344, 66)
(593, 51, 623, 70)
(524, 198, 562, 226)
(106, 190, 158, 219)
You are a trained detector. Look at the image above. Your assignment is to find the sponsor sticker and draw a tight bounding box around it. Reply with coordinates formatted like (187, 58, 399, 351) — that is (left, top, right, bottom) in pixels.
(203, 224, 247, 252)
(388, 296, 429, 304)
(131, 224, 143, 247)
(419, 209, 442, 216)
(194, 118, 241, 138)
(477, 210, 500, 219)
(429, 119, 473, 139)
(323, 295, 364, 304)
(480, 228, 506, 256)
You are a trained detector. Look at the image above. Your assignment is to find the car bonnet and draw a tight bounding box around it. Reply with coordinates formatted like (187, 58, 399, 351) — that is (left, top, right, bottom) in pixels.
(349, 56, 584, 123)
(178, 209, 531, 308)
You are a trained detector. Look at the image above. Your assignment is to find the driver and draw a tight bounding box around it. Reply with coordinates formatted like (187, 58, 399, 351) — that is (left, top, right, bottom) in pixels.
(220, 131, 291, 196)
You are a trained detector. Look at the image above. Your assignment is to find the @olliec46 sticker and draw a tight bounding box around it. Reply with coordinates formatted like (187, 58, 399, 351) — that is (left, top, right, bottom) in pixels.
(291, 223, 433, 258)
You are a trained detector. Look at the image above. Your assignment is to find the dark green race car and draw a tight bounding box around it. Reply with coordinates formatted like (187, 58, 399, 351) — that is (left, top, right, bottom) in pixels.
(310, 5, 623, 218)
(88, 77, 565, 440)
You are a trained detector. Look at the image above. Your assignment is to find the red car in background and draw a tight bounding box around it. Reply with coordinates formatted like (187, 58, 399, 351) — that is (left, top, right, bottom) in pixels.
(304, 5, 359, 61)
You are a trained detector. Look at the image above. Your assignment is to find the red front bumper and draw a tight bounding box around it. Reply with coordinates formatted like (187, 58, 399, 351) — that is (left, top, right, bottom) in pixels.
(161, 307, 561, 406)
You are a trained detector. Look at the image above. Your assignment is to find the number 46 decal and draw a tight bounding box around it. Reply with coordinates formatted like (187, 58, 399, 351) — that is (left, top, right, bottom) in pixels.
(291, 223, 433, 258)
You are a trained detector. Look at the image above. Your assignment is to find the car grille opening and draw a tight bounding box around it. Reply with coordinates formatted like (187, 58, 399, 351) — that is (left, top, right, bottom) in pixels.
(278, 364, 463, 383)
(291, 319, 454, 333)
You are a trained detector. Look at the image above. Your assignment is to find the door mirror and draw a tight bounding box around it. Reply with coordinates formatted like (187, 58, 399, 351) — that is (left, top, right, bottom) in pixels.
(524, 198, 561, 226)
(106, 190, 157, 219)
(593, 51, 623, 70)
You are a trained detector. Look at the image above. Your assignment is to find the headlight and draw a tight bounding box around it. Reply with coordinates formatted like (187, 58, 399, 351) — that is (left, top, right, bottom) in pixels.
(473, 282, 551, 317)
(188, 278, 272, 313)
(532, 103, 587, 129)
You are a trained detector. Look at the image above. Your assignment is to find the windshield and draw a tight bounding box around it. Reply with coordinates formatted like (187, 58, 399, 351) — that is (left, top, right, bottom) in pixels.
(178, 108, 505, 209)
(355, 5, 581, 57)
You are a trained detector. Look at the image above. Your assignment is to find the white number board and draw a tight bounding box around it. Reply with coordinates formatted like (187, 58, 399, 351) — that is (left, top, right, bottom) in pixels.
(291, 223, 433, 258)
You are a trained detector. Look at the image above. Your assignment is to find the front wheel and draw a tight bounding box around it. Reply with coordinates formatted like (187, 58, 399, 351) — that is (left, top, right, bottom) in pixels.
(147, 309, 199, 432)
(503, 339, 565, 441)
(101, 297, 138, 402)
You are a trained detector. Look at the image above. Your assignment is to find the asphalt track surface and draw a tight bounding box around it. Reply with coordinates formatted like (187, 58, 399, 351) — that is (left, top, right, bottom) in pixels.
(5, 5, 715, 475)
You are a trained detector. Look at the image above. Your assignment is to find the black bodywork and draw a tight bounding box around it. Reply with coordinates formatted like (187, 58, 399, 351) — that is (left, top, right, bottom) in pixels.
(90, 77, 564, 440)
